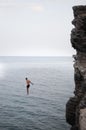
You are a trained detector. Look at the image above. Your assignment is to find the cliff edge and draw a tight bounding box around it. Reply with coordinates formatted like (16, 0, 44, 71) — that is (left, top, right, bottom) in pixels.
(66, 5, 86, 130)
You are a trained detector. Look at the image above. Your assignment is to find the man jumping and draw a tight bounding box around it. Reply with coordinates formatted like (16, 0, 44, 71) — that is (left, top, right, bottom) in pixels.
(25, 77, 33, 95)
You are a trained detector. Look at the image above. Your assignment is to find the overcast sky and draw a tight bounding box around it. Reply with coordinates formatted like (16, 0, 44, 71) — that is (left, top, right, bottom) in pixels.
(0, 0, 86, 56)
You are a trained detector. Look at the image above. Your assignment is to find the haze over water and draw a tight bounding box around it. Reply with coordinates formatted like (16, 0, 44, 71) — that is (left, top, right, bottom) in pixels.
(0, 56, 74, 130)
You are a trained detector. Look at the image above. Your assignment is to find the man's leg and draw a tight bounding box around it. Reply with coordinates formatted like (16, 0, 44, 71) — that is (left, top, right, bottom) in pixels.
(27, 86, 29, 95)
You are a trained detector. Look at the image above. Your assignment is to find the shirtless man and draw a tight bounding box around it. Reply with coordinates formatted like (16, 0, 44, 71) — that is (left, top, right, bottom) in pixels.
(25, 77, 33, 95)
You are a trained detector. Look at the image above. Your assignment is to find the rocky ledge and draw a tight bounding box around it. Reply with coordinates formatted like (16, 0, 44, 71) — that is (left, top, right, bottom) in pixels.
(66, 6, 86, 130)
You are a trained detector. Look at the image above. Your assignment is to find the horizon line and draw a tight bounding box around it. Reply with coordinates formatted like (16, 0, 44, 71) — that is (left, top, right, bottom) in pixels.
(0, 55, 72, 57)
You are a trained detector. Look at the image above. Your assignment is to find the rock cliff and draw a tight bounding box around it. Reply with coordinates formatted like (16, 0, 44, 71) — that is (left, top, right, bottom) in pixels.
(66, 5, 86, 130)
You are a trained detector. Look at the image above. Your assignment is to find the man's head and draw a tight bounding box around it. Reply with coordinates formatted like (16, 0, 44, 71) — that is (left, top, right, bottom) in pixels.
(25, 77, 28, 80)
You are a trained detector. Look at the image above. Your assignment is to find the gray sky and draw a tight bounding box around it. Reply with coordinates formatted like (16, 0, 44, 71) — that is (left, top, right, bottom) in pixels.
(0, 0, 86, 56)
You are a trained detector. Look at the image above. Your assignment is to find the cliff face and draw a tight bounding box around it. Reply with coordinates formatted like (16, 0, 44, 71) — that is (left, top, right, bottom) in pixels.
(66, 6, 86, 130)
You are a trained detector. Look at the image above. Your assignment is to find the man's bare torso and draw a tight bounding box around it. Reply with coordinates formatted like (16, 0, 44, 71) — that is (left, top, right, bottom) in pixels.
(26, 80, 31, 85)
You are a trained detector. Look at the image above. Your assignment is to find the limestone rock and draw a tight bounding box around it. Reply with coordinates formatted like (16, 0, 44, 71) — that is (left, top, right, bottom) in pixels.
(66, 5, 86, 130)
(79, 108, 86, 130)
(66, 97, 80, 125)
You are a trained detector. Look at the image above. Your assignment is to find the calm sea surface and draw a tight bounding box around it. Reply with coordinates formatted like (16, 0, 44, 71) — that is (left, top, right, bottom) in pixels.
(0, 56, 74, 130)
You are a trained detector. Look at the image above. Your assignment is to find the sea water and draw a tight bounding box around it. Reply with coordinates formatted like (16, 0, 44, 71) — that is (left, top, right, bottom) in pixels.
(0, 56, 74, 130)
